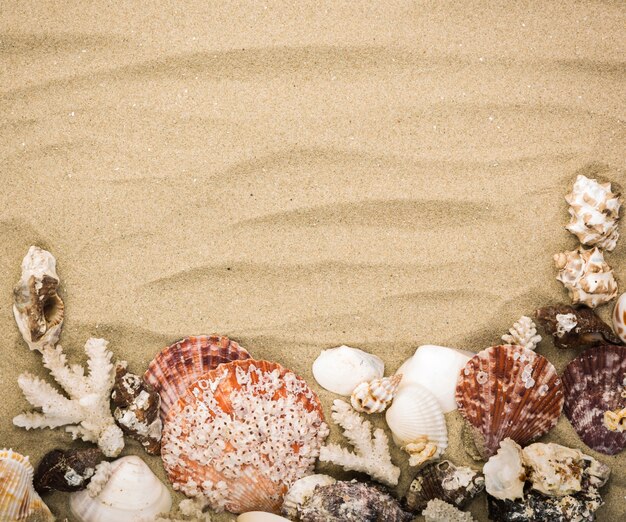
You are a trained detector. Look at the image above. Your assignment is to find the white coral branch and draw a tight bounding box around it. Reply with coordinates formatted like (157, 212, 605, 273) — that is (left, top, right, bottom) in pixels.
(502, 316, 542, 351)
(42, 345, 90, 399)
(318, 399, 400, 486)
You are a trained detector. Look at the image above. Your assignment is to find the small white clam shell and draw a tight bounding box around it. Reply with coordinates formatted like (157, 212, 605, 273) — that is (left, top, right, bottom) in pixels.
(396, 345, 473, 413)
(483, 438, 525, 501)
(237, 513, 291, 522)
(385, 383, 448, 463)
(612, 293, 626, 343)
(312, 345, 384, 396)
(281, 474, 336, 519)
(69, 456, 171, 522)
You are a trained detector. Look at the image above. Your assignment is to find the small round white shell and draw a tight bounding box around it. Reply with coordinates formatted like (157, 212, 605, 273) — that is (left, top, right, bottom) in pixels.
(483, 438, 525, 501)
(312, 345, 384, 396)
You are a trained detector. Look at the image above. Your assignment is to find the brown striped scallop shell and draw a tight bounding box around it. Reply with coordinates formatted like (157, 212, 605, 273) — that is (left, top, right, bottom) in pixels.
(562, 344, 626, 455)
(143, 335, 251, 418)
(455, 345, 564, 459)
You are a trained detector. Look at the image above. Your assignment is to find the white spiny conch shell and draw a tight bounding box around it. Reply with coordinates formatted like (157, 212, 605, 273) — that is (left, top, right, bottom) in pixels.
(554, 246, 618, 308)
(237, 513, 291, 522)
(13, 246, 64, 352)
(396, 345, 473, 413)
(483, 438, 525, 501)
(612, 292, 626, 344)
(385, 383, 448, 467)
(565, 174, 621, 251)
(312, 345, 384, 396)
(69, 455, 172, 522)
(0, 448, 54, 521)
(281, 474, 336, 519)
(351, 374, 401, 414)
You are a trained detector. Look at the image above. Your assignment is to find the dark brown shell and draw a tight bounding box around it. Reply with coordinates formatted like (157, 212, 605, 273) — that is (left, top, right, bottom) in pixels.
(562, 344, 626, 455)
(34, 448, 105, 493)
(299, 481, 412, 522)
(112, 364, 162, 455)
(535, 304, 622, 350)
(405, 460, 484, 512)
(455, 345, 564, 458)
(143, 335, 251, 418)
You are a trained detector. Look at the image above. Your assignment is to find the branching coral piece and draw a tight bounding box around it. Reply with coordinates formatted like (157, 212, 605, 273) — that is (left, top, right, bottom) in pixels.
(13, 339, 125, 457)
(318, 399, 400, 486)
(502, 316, 542, 351)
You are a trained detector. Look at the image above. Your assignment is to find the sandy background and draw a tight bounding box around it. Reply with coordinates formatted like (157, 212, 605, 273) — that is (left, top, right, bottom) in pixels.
(1, 1, 625, 520)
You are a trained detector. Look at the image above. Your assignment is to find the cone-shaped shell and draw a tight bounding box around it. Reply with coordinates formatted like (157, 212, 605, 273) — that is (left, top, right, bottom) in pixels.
(561, 344, 626, 454)
(161, 359, 329, 514)
(455, 345, 564, 458)
(143, 335, 251, 418)
(351, 375, 401, 414)
(405, 460, 484, 512)
(69, 455, 171, 522)
(0, 449, 54, 521)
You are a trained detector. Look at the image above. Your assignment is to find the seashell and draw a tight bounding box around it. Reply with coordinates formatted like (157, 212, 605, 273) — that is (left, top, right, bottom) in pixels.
(143, 335, 251, 418)
(535, 303, 622, 349)
(13, 246, 64, 352)
(351, 374, 401, 414)
(422, 499, 476, 522)
(34, 448, 105, 493)
(69, 455, 171, 522)
(161, 359, 329, 514)
(281, 474, 336, 520)
(297, 480, 413, 522)
(0, 448, 54, 521)
(554, 246, 618, 308)
(483, 439, 525, 501)
(561, 344, 626, 454)
(405, 460, 484, 512)
(396, 345, 473, 413)
(385, 383, 448, 466)
(312, 345, 384, 396)
(565, 174, 621, 251)
(237, 513, 291, 522)
(112, 363, 162, 455)
(613, 292, 626, 344)
(455, 345, 564, 458)
(501, 316, 541, 351)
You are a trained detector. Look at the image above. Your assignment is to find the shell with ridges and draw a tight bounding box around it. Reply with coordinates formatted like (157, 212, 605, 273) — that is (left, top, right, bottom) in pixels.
(281, 474, 336, 520)
(69, 455, 171, 522)
(385, 383, 448, 466)
(143, 335, 251, 419)
(312, 345, 384, 396)
(405, 460, 484, 512)
(613, 292, 626, 344)
(455, 345, 564, 459)
(561, 344, 626, 454)
(0, 448, 54, 521)
(351, 374, 401, 414)
(161, 359, 328, 514)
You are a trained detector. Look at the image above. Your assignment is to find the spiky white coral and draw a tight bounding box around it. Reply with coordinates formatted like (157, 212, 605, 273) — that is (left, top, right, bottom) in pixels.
(502, 316, 542, 351)
(13, 339, 124, 457)
(318, 399, 400, 486)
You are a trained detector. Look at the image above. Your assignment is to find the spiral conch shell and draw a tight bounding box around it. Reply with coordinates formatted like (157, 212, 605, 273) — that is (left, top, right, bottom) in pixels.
(0, 448, 54, 521)
(554, 246, 618, 308)
(351, 374, 401, 414)
(565, 174, 621, 251)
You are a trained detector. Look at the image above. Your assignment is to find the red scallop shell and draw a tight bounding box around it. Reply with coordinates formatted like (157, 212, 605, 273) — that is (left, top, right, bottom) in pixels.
(562, 344, 626, 455)
(455, 344, 564, 458)
(143, 335, 250, 418)
(160, 359, 327, 514)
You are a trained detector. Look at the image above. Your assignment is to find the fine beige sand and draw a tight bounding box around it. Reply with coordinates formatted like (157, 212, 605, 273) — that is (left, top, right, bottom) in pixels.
(1, 1, 625, 520)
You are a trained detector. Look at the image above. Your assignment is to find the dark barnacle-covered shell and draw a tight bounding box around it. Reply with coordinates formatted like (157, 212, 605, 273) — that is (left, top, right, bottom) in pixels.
(111, 363, 162, 455)
(535, 304, 622, 350)
(34, 448, 105, 493)
(298, 480, 413, 522)
(405, 460, 484, 512)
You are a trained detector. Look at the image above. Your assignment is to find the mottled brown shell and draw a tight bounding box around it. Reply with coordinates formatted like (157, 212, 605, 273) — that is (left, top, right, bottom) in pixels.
(562, 344, 626, 455)
(455, 345, 564, 459)
(34, 448, 105, 493)
(535, 304, 622, 350)
(143, 335, 251, 418)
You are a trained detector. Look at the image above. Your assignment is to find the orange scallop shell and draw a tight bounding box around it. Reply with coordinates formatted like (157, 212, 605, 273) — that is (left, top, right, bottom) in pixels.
(144, 335, 251, 419)
(455, 344, 564, 458)
(160, 359, 328, 514)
